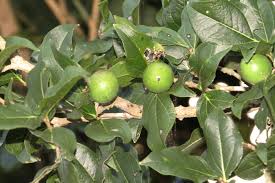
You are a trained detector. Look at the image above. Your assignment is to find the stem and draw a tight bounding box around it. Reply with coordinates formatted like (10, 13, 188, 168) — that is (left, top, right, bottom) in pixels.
(44, 115, 53, 130)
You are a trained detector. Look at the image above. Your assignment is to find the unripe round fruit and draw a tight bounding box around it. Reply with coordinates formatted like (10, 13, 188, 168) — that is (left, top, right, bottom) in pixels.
(88, 70, 119, 103)
(143, 62, 174, 93)
(240, 54, 272, 85)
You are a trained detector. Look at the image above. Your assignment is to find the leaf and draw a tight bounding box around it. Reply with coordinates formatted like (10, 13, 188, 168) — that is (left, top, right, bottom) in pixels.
(232, 83, 264, 119)
(113, 16, 153, 77)
(189, 42, 231, 90)
(0, 36, 38, 68)
(108, 146, 142, 183)
(41, 24, 77, 57)
(31, 127, 77, 160)
(137, 25, 189, 47)
(5, 130, 40, 163)
(255, 100, 269, 131)
(268, 145, 275, 170)
(140, 148, 216, 183)
(255, 143, 267, 165)
(128, 119, 143, 143)
(46, 174, 61, 183)
(0, 104, 41, 130)
(187, 1, 259, 46)
(31, 162, 60, 183)
(176, 128, 204, 154)
(0, 72, 21, 86)
(241, 0, 275, 43)
(235, 152, 265, 180)
(204, 110, 243, 180)
(74, 143, 101, 181)
(40, 66, 87, 116)
(84, 119, 132, 143)
(161, 0, 188, 30)
(73, 39, 113, 62)
(110, 61, 134, 87)
(58, 159, 96, 183)
(178, 7, 199, 48)
(197, 90, 235, 127)
(169, 79, 195, 98)
(122, 0, 140, 18)
(142, 93, 176, 151)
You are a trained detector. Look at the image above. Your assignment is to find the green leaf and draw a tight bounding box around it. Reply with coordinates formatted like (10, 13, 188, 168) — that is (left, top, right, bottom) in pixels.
(235, 152, 265, 180)
(204, 110, 243, 180)
(84, 119, 132, 143)
(161, 0, 187, 30)
(73, 39, 113, 62)
(197, 90, 235, 127)
(31, 162, 60, 183)
(178, 7, 199, 48)
(74, 143, 101, 182)
(0, 104, 41, 130)
(140, 148, 216, 183)
(189, 43, 231, 90)
(41, 24, 77, 57)
(122, 0, 140, 18)
(108, 146, 142, 183)
(58, 159, 96, 183)
(31, 127, 77, 160)
(175, 128, 204, 154)
(169, 79, 195, 98)
(40, 66, 87, 116)
(241, 0, 275, 43)
(128, 119, 143, 143)
(0, 36, 38, 69)
(187, 1, 259, 46)
(5, 130, 40, 163)
(113, 16, 153, 77)
(137, 25, 189, 47)
(268, 145, 275, 170)
(232, 83, 264, 119)
(110, 61, 134, 87)
(46, 174, 61, 183)
(0, 72, 21, 86)
(255, 100, 269, 131)
(142, 93, 176, 151)
(255, 143, 267, 165)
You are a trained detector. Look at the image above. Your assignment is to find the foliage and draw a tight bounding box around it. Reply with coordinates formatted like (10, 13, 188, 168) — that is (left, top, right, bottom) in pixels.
(0, 0, 274, 182)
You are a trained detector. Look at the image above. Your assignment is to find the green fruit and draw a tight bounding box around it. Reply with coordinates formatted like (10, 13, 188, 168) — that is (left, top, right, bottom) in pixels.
(143, 62, 174, 93)
(88, 70, 119, 103)
(240, 54, 272, 85)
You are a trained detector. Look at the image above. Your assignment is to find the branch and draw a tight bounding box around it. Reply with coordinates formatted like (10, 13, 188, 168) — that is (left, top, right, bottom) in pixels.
(219, 67, 242, 80)
(2, 55, 34, 73)
(88, 0, 100, 40)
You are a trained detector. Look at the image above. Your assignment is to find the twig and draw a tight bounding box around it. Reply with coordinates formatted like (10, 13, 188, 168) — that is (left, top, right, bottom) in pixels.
(88, 0, 100, 40)
(2, 55, 34, 73)
(0, 35, 6, 50)
(0, 97, 4, 105)
(44, 116, 53, 129)
(45, 0, 77, 24)
(219, 67, 242, 80)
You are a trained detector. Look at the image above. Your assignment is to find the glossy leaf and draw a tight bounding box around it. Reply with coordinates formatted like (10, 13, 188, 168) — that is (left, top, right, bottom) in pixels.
(204, 110, 243, 180)
(197, 90, 235, 127)
(113, 17, 153, 77)
(0, 104, 41, 130)
(142, 93, 176, 151)
(189, 42, 231, 90)
(235, 152, 265, 180)
(187, 1, 259, 46)
(85, 119, 132, 143)
(232, 83, 264, 119)
(140, 148, 216, 183)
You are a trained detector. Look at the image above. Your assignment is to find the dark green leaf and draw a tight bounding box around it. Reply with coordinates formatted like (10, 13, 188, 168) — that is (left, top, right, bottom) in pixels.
(31, 162, 59, 183)
(142, 93, 176, 151)
(232, 83, 264, 119)
(128, 119, 143, 143)
(122, 0, 140, 18)
(0, 104, 41, 130)
(169, 79, 195, 98)
(113, 16, 153, 77)
(255, 100, 269, 131)
(140, 148, 216, 183)
(204, 110, 243, 180)
(235, 152, 265, 180)
(189, 43, 231, 90)
(268, 145, 275, 170)
(110, 61, 134, 87)
(197, 90, 235, 127)
(85, 119, 132, 143)
(256, 143, 267, 165)
(187, 1, 259, 46)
